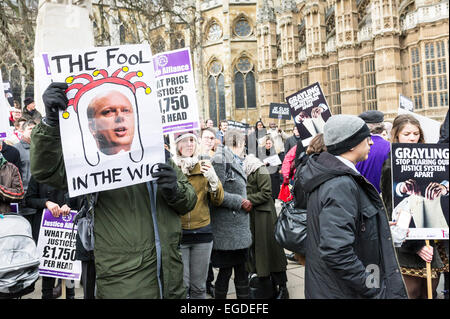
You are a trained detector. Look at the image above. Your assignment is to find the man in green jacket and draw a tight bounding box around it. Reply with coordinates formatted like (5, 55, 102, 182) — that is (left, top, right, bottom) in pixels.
(30, 82, 197, 299)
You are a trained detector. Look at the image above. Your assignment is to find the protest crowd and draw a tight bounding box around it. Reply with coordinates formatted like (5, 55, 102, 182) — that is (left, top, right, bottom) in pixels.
(1, 73, 449, 301)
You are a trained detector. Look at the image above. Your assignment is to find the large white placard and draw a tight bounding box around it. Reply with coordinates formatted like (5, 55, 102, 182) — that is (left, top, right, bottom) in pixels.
(43, 44, 165, 197)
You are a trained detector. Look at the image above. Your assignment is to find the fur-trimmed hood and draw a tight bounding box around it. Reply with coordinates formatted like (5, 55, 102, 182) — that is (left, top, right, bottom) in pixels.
(243, 154, 265, 177)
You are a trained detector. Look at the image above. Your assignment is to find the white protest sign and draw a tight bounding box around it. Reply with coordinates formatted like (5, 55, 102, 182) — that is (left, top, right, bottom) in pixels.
(397, 108, 440, 143)
(42, 44, 165, 197)
(0, 70, 12, 139)
(33, 54, 53, 115)
(263, 154, 282, 166)
(153, 48, 200, 134)
(36, 209, 81, 280)
(399, 94, 414, 112)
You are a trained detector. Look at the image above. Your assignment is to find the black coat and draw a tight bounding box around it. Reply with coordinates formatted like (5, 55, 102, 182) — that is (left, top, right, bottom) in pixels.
(299, 152, 407, 299)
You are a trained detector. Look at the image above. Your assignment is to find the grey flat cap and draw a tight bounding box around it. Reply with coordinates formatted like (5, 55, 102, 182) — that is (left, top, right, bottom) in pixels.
(358, 110, 384, 123)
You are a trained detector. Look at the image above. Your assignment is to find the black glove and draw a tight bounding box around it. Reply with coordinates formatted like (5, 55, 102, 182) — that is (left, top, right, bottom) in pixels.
(42, 82, 69, 127)
(151, 163, 178, 201)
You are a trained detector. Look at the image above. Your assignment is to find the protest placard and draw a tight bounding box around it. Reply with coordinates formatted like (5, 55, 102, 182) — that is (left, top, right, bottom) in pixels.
(36, 209, 81, 280)
(269, 103, 291, 120)
(9, 203, 18, 214)
(397, 95, 440, 143)
(0, 71, 12, 139)
(153, 48, 200, 134)
(262, 154, 282, 167)
(42, 44, 165, 197)
(286, 82, 331, 147)
(399, 94, 414, 112)
(391, 143, 449, 240)
(227, 120, 250, 133)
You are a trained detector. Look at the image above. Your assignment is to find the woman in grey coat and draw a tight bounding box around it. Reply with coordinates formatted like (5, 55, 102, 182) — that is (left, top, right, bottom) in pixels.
(210, 129, 253, 299)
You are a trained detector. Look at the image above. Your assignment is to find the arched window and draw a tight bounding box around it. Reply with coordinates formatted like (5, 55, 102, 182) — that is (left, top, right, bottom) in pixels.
(234, 17, 252, 38)
(152, 36, 166, 54)
(234, 57, 256, 109)
(119, 24, 126, 44)
(0, 65, 8, 82)
(25, 84, 34, 100)
(10, 65, 21, 103)
(208, 61, 226, 126)
(207, 21, 222, 42)
(171, 33, 185, 50)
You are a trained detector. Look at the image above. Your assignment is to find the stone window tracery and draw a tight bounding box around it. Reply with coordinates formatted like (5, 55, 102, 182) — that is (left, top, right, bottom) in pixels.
(234, 57, 256, 109)
(152, 36, 166, 54)
(361, 57, 377, 111)
(424, 40, 448, 108)
(234, 17, 252, 38)
(207, 21, 222, 42)
(327, 64, 341, 114)
(410, 46, 423, 109)
(208, 60, 226, 126)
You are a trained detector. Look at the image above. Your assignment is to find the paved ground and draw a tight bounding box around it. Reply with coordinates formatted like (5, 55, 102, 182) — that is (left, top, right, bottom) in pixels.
(20, 199, 445, 300)
(21, 257, 305, 299)
(17, 258, 447, 299)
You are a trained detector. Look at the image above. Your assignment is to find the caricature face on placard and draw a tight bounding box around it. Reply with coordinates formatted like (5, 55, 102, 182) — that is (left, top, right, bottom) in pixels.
(87, 89, 135, 155)
(44, 44, 165, 197)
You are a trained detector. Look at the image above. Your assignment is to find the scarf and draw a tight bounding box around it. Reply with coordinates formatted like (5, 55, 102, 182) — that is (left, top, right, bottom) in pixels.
(175, 156, 199, 175)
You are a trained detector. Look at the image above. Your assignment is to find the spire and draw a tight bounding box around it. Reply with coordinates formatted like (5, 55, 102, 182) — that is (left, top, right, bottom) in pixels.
(257, 0, 276, 23)
(280, 0, 298, 13)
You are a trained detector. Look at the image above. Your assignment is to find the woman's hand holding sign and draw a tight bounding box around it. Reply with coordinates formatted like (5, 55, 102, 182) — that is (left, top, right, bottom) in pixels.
(60, 204, 71, 217)
(417, 245, 434, 263)
(46, 201, 71, 218)
(46, 201, 60, 217)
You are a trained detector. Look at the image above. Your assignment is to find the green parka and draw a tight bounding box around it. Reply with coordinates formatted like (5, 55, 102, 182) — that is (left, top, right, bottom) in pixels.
(30, 123, 197, 299)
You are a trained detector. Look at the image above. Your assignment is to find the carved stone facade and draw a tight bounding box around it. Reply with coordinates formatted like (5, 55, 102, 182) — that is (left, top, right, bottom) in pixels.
(252, 0, 448, 126)
(3, 0, 446, 126)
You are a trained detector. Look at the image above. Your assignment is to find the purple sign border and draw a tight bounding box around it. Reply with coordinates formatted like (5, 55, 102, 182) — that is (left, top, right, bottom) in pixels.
(38, 209, 80, 280)
(39, 269, 80, 280)
(163, 121, 199, 133)
(154, 49, 191, 77)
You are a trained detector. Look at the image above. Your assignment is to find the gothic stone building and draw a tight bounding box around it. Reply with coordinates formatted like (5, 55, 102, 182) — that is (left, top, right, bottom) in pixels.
(2, 0, 448, 128)
(140, 0, 448, 128)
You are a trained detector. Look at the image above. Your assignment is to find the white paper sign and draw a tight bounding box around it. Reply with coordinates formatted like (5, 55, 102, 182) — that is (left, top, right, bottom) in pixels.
(43, 44, 165, 197)
(399, 94, 414, 112)
(397, 107, 440, 143)
(36, 209, 82, 280)
(153, 48, 200, 134)
(263, 154, 282, 166)
(0, 70, 12, 139)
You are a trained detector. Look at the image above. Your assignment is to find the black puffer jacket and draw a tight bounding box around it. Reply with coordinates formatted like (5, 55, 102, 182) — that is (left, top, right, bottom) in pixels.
(299, 152, 407, 299)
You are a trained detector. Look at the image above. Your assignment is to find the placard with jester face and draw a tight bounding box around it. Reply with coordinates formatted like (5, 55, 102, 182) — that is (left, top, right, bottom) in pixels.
(44, 44, 165, 197)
